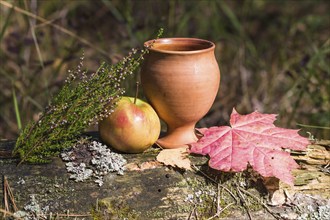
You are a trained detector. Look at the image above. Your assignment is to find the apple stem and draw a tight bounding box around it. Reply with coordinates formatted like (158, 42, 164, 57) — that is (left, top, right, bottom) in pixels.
(134, 82, 139, 104)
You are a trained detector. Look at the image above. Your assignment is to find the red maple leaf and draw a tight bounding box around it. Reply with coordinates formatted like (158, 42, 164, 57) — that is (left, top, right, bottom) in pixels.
(190, 109, 310, 185)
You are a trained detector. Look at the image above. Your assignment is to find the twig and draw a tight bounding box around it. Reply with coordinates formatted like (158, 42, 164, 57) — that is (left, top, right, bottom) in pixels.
(192, 165, 238, 201)
(237, 186, 281, 219)
(0, 208, 23, 220)
(134, 81, 139, 104)
(51, 213, 91, 217)
(207, 202, 235, 220)
(237, 186, 253, 220)
(6, 178, 18, 212)
(191, 165, 216, 184)
(3, 176, 18, 214)
(187, 204, 196, 220)
(194, 207, 199, 220)
(154, 141, 164, 150)
(209, 188, 217, 214)
(191, 165, 282, 219)
(217, 183, 221, 212)
(3, 177, 8, 216)
(207, 183, 220, 220)
(209, 182, 221, 217)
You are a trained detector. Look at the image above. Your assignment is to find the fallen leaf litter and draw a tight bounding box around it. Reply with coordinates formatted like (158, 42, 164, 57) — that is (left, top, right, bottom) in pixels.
(156, 147, 192, 170)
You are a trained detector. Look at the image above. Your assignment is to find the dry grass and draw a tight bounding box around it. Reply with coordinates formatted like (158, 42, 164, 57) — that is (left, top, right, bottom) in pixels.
(0, 0, 329, 140)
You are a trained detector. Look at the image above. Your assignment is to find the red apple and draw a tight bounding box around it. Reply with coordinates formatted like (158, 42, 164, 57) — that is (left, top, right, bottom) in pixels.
(99, 96, 161, 153)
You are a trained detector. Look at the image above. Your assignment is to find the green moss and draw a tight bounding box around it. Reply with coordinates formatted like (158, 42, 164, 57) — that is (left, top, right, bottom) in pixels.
(96, 198, 139, 219)
(90, 207, 103, 220)
(174, 169, 268, 219)
(90, 168, 265, 219)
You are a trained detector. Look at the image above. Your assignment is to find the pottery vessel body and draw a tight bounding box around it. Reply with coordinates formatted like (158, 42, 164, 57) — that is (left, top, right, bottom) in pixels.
(141, 38, 220, 148)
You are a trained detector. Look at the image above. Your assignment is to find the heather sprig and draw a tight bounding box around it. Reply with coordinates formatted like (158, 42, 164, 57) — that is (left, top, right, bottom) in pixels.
(13, 28, 163, 164)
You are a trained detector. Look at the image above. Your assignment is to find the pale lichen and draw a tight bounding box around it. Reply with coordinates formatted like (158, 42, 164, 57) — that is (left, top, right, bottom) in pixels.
(61, 140, 127, 186)
(12, 195, 49, 220)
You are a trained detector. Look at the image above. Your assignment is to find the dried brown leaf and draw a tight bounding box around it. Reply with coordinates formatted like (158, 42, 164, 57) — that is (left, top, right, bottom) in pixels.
(125, 161, 161, 171)
(156, 147, 192, 170)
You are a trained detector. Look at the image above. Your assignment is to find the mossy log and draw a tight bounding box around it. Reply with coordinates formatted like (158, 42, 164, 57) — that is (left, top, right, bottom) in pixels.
(1, 139, 216, 219)
(0, 138, 329, 219)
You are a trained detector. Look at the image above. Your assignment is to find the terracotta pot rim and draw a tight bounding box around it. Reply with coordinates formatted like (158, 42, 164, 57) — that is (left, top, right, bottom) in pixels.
(144, 38, 215, 54)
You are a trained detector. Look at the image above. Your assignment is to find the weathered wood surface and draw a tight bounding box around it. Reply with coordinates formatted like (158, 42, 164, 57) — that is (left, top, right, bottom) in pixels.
(0, 138, 329, 219)
(0, 140, 198, 219)
(283, 140, 330, 197)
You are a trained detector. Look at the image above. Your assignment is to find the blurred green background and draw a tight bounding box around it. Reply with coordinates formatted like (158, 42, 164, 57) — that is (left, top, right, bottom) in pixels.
(1, 0, 329, 140)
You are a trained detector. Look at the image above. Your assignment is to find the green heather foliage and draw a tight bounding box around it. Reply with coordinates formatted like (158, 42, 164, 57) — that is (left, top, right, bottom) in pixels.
(14, 57, 131, 163)
(13, 28, 163, 163)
